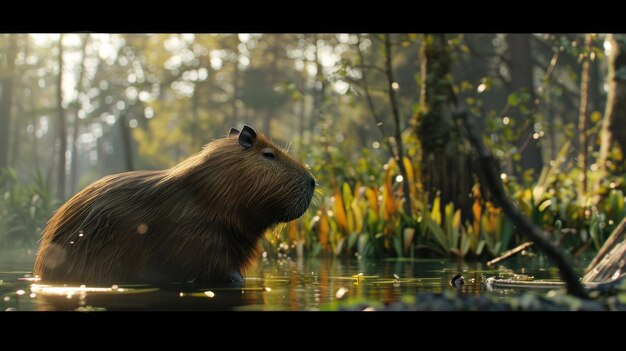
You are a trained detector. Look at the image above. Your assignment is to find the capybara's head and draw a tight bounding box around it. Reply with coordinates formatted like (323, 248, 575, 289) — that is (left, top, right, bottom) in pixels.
(177, 125, 316, 230)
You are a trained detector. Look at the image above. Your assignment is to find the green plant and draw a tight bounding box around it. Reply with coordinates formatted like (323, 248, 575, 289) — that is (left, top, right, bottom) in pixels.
(0, 167, 56, 249)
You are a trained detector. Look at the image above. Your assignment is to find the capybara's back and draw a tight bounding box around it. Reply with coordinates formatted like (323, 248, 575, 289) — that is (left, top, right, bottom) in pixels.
(34, 125, 315, 285)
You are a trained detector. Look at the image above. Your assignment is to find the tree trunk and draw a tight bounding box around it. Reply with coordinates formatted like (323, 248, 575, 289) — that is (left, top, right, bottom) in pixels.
(10, 36, 24, 167)
(11, 88, 22, 167)
(231, 36, 241, 126)
(310, 34, 327, 140)
(415, 34, 474, 218)
(599, 34, 626, 174)
(506, 34, 543, 176)
(55, 34, 67, 201)
(299, 90, 306, 159)
(384, 34, 412, 215)
(577, 34, 592, 206)
(0, 34, 17, 170)
(262, 37, 279, 134)
(191, 81, 201, 150)
(24, 36, 40, 168)
(118, 111, 135, 171)
(70, 34, 90, 194)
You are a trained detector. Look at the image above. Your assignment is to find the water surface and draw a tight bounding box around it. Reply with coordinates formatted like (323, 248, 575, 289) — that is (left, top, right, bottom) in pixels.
(0, 254, 571, 311)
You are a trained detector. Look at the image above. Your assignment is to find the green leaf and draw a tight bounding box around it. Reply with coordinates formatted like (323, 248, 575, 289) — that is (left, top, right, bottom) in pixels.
(393, 236, 403, 258)
(460, 227, 471, 257)
(358, 234, 369, 256)
(347, 232, 358, 250)
(425, 216, 448, 253)
(493, 242, 502, 256)
(501, 218, 513, 252)
(508, 93, 520, 107)
(476, 240, 486, 256)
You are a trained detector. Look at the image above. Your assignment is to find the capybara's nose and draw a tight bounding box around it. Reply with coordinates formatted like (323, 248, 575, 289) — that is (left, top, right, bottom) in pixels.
(309, 176, 316, 190)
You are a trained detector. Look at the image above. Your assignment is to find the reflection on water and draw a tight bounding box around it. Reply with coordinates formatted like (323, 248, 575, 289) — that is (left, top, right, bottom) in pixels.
(0, 255, 568, 311)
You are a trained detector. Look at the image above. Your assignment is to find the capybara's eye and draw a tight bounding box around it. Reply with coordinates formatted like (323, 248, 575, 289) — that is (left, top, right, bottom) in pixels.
(261, 148, 276, 160)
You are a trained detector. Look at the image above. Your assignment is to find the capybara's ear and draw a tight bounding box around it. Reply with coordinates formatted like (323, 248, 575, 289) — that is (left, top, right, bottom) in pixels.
(229, 128, 240, 137)
(239, 125, 257, 148)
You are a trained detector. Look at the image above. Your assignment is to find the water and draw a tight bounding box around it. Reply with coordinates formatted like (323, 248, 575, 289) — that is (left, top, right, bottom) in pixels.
(0, 254, 571, 311)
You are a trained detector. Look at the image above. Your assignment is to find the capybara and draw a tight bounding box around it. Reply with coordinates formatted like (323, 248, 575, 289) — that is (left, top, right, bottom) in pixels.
(34, 125, 315, 285)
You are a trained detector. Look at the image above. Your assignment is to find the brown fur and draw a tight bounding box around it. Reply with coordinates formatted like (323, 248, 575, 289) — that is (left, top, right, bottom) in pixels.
(33, 126, 315, 285)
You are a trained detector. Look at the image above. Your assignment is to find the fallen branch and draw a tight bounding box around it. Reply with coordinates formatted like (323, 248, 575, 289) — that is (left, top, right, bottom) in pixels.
(487, 242, 534, 267)
(584, 216, 626, 280)
(460, 111, 588, 299)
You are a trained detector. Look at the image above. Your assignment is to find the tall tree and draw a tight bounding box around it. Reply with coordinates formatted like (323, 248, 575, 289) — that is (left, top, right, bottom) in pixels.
(577, 34, 592, 205)
(415, 34, 474, 217)
(55, 34, 67, 201)
(384, 33, 412, 215)
(505, 34, 543, 176)
(0, 34, 18, 169)
(70, 34, 90, 194)
(118, 109, 135, 171)
(262, 36, 280, 134)
(599, 34, 626, 174)
(230, 35, 241, 126)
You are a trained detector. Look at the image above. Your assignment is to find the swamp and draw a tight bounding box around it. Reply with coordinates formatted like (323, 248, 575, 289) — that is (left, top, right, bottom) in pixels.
(1, 34, 626, 311)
